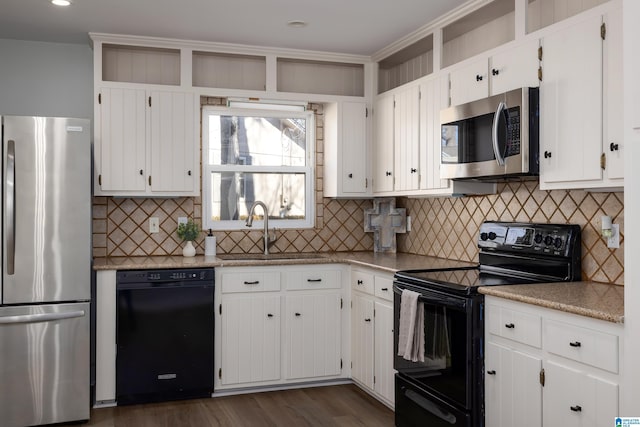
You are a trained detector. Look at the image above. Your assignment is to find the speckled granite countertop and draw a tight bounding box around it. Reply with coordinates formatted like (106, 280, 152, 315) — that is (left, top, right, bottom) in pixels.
(479, 281, 624, 323)
(92, 251, 476, 274)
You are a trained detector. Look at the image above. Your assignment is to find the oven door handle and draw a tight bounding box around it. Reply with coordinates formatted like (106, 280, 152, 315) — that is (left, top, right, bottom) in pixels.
(401, 387, 457, 424)
(492, 101, 507, 166)
(394, 285, 467, 310)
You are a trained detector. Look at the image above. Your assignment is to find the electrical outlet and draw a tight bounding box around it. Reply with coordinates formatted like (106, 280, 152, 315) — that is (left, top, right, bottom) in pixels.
(178, 217, 188, 227)
(406, 216, 412, 232)
(608, 224, 620, 249)
(149, 217, 159, 233)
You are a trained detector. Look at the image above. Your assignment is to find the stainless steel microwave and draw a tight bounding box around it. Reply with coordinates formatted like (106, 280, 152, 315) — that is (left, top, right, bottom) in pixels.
(440, 87, 539, 181)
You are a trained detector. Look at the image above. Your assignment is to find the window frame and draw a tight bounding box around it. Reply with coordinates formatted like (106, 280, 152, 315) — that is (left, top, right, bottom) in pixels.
(202, 105, 315, 231)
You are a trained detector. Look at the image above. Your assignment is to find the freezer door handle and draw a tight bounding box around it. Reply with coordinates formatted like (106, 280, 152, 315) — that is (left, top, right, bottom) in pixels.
(6, 139, 15, 275)
(0, 310, 86, 325)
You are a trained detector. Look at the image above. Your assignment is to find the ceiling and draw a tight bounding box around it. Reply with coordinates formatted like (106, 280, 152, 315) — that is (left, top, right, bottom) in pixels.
(0, 0, 468, 56)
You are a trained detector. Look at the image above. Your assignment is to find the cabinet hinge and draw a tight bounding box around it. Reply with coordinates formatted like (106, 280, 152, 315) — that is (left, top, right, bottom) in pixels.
(98, 174, 102, 186)
(538, 46, 543, 61)
(538, 66, 543, 82)
(374, 375, 376, 384)
(448, 97, 452, 106)
(148, 176, 152, 186)
(340, 298, 343, 309)
(393, 100, 396, 108)
(418, 91, 422, 100)
(219, 368, 222, 380)
(365, 178, 368, 189)
(539, 368, 545, 387)
(374, 308, 376, 317)
(601, 153, 606, 170)
(219, 304, 222, 315)
(365, 107, 369, 118)
(98, 93, 102, 104)
(340, 359, 343, 370)
(351, 361, 353, 369)
(601, 22, 606, 40)
(350, 301, 353, 308)
(148, 96, 152, 107)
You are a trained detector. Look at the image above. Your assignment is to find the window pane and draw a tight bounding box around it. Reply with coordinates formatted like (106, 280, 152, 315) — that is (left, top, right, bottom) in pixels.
(207, 115, 307, 166)
(208, 171, 306, 221)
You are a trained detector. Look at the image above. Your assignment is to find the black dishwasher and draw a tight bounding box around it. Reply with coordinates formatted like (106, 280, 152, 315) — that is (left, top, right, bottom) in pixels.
(116, 268, 214, 405)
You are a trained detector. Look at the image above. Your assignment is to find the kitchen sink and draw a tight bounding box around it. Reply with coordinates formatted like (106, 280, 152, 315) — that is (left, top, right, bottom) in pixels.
(216, 253, 326, 261)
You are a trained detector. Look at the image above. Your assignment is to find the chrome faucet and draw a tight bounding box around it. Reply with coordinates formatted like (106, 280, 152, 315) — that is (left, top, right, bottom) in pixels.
(245, 201, 277, 255)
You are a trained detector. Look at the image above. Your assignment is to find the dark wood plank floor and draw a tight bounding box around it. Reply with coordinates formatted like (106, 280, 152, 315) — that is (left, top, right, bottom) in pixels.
(74, 385, 394, 427)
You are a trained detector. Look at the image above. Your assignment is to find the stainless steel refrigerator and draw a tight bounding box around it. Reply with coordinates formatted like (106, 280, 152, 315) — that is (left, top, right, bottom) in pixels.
(0, 116, 91, 427)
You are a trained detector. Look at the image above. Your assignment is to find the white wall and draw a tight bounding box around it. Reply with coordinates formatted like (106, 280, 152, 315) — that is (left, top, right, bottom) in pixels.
(622, 0, 640, 415)
(0, 39, 92, 119)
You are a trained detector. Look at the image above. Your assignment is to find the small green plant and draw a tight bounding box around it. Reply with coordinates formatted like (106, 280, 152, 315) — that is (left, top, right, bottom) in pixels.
(177, 219, 200, 241)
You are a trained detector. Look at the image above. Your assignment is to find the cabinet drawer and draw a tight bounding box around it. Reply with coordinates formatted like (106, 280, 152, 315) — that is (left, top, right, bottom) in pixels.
(221, 271, 280, 293)
(544, 319, 619, 373)
(487, 304, 542, 348)
(285, 269, 340, 290)
(352, 270, 374, 295)
(374, 276, 393, 302)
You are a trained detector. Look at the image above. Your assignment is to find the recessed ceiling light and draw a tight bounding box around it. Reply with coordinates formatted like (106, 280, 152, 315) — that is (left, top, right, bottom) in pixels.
(287, 20, 308, 28)
(51, 0, 71, 6)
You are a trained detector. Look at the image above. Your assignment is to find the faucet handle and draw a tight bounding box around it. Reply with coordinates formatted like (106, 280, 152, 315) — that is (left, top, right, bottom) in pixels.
(268, 228, 278, 245)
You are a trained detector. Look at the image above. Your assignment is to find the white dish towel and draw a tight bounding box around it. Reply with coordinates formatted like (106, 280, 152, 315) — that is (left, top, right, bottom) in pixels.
(397, 289, 425, 362)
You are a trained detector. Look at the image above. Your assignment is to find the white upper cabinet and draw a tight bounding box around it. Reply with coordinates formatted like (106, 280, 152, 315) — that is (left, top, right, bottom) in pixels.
(419, 75, 451, 192)
(540, 8, 622, 190)
(95, 86, 198, 197)
(393, 85, 420, 192)
(373, 93, 395, 194)
(450, 39, 540, 107)
(324, 101, 370, 198)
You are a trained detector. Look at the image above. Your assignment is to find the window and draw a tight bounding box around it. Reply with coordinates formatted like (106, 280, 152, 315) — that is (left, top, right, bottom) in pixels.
(202, 105, 315, 230)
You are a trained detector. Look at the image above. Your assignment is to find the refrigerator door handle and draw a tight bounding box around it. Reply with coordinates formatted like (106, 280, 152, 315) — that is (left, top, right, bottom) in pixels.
(0, 310, 86, 325)
(6, 139, 16, 275)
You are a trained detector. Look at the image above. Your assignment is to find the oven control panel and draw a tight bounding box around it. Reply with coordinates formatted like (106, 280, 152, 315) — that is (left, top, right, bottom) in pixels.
(478, 221, 580, 257)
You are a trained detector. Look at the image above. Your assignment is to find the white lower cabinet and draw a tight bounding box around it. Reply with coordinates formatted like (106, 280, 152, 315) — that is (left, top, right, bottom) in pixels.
(220, 294, 281, 385)
(216, 264, 347, 390)
(484, 296, 622, 427)
(350, 267, 395, 408)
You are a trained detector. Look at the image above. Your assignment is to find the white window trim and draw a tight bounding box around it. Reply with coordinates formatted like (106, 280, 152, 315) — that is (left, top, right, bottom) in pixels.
(202, 105, 315, 231)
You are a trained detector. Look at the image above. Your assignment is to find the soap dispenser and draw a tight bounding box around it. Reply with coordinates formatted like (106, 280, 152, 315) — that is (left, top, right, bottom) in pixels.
(204, 229, 216, 257)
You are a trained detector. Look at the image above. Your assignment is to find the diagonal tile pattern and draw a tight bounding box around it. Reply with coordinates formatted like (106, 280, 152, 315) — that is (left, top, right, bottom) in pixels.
(397, 181, 624, 285)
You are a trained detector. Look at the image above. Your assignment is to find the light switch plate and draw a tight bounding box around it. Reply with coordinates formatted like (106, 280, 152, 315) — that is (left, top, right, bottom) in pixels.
(149, 217, 159, 233)
(608, 224, 620, 249)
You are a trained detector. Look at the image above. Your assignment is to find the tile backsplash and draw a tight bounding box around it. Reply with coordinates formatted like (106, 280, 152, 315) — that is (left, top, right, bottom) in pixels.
(92, 99, 623, 285)
(397, 182, 624, 285)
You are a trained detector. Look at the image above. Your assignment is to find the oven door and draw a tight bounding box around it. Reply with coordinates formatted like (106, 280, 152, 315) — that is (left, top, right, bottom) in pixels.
(393, 281, 483, 412)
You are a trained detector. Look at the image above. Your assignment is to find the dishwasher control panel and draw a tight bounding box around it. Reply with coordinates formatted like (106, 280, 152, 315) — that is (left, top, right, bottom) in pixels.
(117, 268, 214, 284)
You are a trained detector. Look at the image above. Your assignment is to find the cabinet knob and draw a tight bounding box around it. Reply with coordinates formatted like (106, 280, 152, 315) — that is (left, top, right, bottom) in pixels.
(381, 287, 388, 292)
(410, 168, 417, 173)
(364, 318, 371, 322)
(476, 74, 483, 81)
(487, 370, 496, 375)
(570, 405, 582, 412)
(569, 341, 581, 348)
(357, 279, 363, 285)
(295, 312, 301, 317)
(610, 142, 619, 151)
(139, 169, 143, 175)
(243, 280, 260, 285)
(385, 171, 392, 176)
(544, 151, 552, 159)
(267, 313, 273, 318)
(348, 173, 353, 178)
(492, 68, 500, 76)
(505, 323, 515, 329)
(188, 170, 192, 176)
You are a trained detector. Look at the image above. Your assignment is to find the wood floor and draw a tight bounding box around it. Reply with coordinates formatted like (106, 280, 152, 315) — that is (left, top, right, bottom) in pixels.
(73, 385, 395, 427)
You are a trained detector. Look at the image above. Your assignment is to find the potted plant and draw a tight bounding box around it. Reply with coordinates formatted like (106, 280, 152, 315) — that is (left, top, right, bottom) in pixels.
(177, 218, 200, 257)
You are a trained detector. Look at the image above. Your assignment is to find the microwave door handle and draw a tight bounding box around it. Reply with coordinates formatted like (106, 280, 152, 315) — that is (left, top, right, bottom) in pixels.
(492, 101, 507, 166)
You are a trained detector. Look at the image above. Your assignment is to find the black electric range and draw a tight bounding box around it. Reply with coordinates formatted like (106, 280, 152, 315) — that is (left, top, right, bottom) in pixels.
(393, 221, 582, 427)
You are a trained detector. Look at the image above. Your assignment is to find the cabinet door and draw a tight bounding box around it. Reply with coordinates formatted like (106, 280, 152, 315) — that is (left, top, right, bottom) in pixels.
(351, 293, 374, 389)
(220, 295, 280, 385)
(286, 293, 341, 380)
(341, 101, 369, 194)
(485, 342, 542, 427)
(603, 8, 624, 181)
(374, 301, 395, 406)
(490, 39, 540, 95)
(98, 87, 147, 192)
(543, 361, 618, 427)
(449, 58, 489, 106)
(373, 93, 395, 193)
(420, 76, 450, 191)
(540, 15, 603, 186)
(394, 85, 420, 191)
(149, 91, 197, 194)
